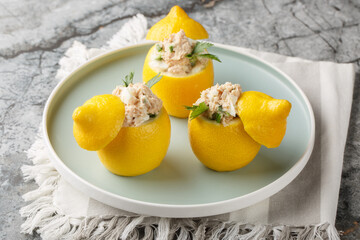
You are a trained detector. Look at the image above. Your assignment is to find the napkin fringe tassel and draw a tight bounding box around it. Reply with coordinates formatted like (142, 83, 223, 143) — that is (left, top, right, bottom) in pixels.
(20, 135, 340, 240)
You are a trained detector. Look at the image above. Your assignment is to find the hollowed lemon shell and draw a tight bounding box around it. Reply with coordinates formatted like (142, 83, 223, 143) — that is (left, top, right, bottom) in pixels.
(143, 45, 214, 118)
(188, 115, 261, 172)
(97, 107, 171, 176)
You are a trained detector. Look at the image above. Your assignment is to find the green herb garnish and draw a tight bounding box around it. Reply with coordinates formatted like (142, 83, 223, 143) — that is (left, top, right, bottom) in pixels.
(192, 42, 214, 55)
(186, 41, 221, 66)
(155, 55, 163, 61)
(149, 113, 157, 118)
(185, 105, 197, 110)
(218, 106, 230, 116)
(210, 106, 230, 123)
(197, 53, 221, 62)
(156, 44, 163, 51)
(214, 112, 222, 123)
(169, 45, 174, 52)
(185, 102, 209, 120)
(122, 72, 134, 87)
(189, 58, 197, 67)
(145, 73, 163, 88)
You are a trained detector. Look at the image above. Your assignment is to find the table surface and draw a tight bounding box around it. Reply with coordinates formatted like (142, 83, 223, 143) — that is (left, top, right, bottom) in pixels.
(0, 0, 359, 239)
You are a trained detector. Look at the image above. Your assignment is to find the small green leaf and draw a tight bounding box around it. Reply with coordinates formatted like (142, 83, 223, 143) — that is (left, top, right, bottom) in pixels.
(214, 113, 222, 123)
(192, 42, 214, 54)
(186, 42, 221, 66)
(189, 102, 209, 120)
(145, 73, 163, 88)
(197, 53, 222, 62)
(190, 58, 197, 67)
(169, 45, 174, 52)
(122, 72, 134, 87)
(218, 106, 230, 116)
(149, 113, 157, 118)
(185, 105, 197, 110)
(155, 55, 163, 61)
(156, 44, 163, 51)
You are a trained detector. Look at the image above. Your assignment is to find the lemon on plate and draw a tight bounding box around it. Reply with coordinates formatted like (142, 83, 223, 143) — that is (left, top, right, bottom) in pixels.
(72, 73, 171, 176)
(143, 6, 218, 118)
(187, 84, 291, 172)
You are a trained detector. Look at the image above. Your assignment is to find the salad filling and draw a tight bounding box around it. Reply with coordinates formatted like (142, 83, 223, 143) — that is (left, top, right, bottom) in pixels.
(188, 82, 242, 126)
(149, 29, 220, 76)
(112, 73, 163, 127)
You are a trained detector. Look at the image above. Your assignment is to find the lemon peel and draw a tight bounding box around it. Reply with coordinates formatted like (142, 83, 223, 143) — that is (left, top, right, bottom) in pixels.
(97, 107, 171, 176)
(188, 115, 261, 171)
(143, 45, 214, 118)
(146, 5, 208, 41)
(72, 94, 125, 151)
(237, 91, 292, 148)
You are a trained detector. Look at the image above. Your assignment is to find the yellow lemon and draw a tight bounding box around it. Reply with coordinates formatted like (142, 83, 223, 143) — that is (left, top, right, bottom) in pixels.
(146, 5, 208, 41)
(237, 91, 292, 148)
(143, 46, 214, 118)
(72, 94, 125, 151)
(188, 116, 261, 172)
(97, 108, 171, 176)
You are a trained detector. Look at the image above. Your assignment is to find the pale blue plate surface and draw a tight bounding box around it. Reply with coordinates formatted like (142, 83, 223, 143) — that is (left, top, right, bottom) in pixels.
(43, 43, 314, 217)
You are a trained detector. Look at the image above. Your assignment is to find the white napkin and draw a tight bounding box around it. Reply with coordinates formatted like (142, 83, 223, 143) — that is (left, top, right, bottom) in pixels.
(21, 14, 355, 240)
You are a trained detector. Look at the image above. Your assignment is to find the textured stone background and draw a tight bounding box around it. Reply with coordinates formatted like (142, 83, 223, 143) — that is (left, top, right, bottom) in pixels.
(0, 0, 359, 239)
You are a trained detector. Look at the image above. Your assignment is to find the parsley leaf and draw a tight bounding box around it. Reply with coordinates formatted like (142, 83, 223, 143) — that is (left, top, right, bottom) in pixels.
(192, 42, 214, 54)
(122, 72, 134, 87)
(198, 53, 221, 62)
(188, 102, 209, 120)
(169, 45, 174, 52)
(149, 113, 157, 118)
(186, 41, 221, 66)
(145, 73, 163, 88)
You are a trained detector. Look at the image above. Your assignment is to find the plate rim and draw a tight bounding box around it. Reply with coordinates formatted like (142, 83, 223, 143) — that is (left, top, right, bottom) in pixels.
(43, 42, 315, 218)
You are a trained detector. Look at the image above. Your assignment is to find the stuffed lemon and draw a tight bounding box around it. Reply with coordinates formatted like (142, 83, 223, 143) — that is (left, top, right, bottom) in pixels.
(187, 82, 291, 172)
(143, 30, 220, 118)
(144, 6, 220, 118)
(73, 73, 171, 176)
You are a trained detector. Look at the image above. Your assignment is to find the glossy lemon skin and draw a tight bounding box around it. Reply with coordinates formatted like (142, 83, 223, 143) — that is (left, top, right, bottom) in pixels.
(146, 5, 208, 41)
(97, 108, 171, 176)
(72, 94, 125, 151)
(237, 91, 292, 148)
(143, 46, 214, 118)
(188, 116, 261, 172)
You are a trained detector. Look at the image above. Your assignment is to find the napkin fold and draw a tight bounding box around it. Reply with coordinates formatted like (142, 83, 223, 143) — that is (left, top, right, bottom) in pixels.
(20, 14, 355, 240)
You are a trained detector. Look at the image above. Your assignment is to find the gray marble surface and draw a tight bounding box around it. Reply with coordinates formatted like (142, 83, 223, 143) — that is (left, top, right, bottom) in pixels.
(0, 0, 359, 239)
